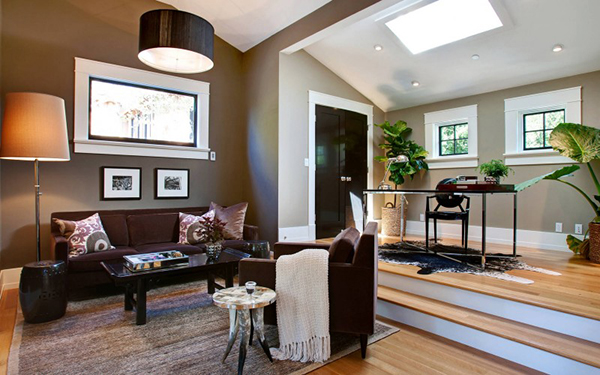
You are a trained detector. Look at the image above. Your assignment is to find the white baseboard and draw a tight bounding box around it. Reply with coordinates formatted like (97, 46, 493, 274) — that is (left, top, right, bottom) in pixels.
(0, 267, 21, 299)
(278, 225, 312, 242)
(405, 220, 570, 252)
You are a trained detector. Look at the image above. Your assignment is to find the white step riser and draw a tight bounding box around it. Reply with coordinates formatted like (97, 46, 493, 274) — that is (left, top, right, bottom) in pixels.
(379, 271, 600, 344)
(378, 300, 600, 375)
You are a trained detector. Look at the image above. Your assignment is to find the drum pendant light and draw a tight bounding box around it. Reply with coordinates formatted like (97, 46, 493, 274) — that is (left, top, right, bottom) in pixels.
(138, 9, 214, 74)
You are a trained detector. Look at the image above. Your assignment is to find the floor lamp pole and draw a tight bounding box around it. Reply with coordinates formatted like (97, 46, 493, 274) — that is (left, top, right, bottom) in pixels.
(34, 159, 41, 262)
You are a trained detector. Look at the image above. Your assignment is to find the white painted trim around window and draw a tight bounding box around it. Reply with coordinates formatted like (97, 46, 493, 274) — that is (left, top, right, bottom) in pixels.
(306, 91, 374, 241)
(504, 87, 581, 166)
(424, 104, 478, 169)
(74, 58, 210, 160)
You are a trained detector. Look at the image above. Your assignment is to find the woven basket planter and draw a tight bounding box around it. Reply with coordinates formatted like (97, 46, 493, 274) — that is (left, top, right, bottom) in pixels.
(589, 222, 600, 264)
(381, 197, 408, 237)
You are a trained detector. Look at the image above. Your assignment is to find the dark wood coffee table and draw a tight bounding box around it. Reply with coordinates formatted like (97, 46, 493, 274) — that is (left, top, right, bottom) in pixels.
(101, 248, 249, 325)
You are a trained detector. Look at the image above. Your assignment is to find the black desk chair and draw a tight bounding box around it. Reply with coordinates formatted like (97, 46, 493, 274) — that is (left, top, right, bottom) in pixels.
(425, 180, 470, 253)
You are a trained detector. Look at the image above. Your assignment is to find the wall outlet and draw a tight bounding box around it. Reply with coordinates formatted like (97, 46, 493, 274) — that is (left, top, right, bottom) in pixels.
(210, 151, 216, 161)
(304, 158, 309, 167)
(575, 224, 583, 235)
(555, 222, 563, 233)
(419, 214, 425, 222)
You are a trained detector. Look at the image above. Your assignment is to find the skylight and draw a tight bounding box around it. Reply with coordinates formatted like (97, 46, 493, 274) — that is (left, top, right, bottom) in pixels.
(385, 0, 503, 54)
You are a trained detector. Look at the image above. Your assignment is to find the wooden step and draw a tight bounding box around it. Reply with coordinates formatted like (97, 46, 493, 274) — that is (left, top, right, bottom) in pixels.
(378, 285, 600, 369)
(378, 260, 600, 321)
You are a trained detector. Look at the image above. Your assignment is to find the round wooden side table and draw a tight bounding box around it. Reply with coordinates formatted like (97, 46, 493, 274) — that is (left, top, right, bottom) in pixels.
(213, 286, 276, 375)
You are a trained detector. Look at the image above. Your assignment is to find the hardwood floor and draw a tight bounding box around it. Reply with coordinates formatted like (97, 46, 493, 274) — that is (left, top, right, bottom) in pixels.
(379, 235, 600, 321)
(310, 318, 540, 375)
(0, 289, 17, 375)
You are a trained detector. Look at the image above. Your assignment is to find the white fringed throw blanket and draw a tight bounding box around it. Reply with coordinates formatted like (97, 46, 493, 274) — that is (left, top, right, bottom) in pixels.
(271, 249, 330, 363)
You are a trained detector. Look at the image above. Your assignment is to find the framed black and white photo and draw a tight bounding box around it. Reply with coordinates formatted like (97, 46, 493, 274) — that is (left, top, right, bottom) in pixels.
(155, 168, 189, 199)
(101, 167, 142, 200)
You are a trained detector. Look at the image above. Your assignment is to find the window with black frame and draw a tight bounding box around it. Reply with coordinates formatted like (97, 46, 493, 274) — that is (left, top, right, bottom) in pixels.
(89, 78, 198, 147)
(523, 109, 565, 150)
(439, 123, 468, 156)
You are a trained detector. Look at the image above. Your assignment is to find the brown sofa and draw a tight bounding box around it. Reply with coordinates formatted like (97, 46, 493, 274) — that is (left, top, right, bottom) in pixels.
(50, 206, 259, 290)
(239, 222, 378, 358)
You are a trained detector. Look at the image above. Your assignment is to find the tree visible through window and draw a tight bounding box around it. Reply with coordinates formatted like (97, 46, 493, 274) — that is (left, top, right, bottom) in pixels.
(523, 109, 565, 150)
(89, 78, 197, 146)
(439, 123, 468, 156)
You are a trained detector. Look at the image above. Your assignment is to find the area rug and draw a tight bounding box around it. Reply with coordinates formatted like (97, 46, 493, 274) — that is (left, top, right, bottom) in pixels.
(380, 241, 561, 284)
(8, 279, 397, 375)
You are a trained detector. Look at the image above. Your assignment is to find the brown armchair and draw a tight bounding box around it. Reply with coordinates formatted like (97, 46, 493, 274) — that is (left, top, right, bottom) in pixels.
(239, 222, 378, 358)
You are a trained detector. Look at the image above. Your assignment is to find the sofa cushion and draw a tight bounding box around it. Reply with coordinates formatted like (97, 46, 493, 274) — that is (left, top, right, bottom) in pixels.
(209, 202, 248, 240)
(135, 242, 205, 255)
(127, 213, 179, 246)
(53, 213, 115, 257)
(178, 211, 215, 245)
(329, 227, 360, 263)
(99, 215, 129, 246)
(222, 240, 248, 251)
(68, 247, 138, 272)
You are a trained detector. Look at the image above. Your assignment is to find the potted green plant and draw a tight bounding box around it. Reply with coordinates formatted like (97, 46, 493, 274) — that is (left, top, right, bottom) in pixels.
(374, 120, 428, 236)
(477, 159, 514, 184)
(515, 123, 600, 263)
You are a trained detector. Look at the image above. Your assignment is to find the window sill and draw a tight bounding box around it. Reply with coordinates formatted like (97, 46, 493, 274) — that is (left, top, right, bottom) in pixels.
(74, 139, 209, 160)
(503, 150, 572, 166)
(427, 155, 478, 169)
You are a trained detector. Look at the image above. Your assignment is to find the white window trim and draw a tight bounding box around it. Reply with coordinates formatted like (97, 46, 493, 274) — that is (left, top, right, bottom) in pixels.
(424, 104, 478, 169)
(74, 58, 210, 160)
(504, 87, 581, 166)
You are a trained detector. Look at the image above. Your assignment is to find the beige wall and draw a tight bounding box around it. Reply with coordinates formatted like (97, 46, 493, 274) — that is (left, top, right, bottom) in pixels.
(278, 50, 385, 230)
(0, 0, 246, 268)
(241, 0, 381, 244)
(386, 70, 600, 234)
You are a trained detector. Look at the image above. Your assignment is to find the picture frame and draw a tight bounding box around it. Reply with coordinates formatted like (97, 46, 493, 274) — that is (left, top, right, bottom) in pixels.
(101, 167, 142, 200)
(155, 168, 190, 199)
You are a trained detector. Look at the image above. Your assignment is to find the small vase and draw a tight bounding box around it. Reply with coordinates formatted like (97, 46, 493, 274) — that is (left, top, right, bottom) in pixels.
(484, 176, 500, 184)
(205, 242, 223, 260)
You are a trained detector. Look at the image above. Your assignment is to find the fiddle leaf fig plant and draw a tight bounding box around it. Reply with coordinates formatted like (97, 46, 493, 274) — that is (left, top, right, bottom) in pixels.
(515, 123, 600, 254)
(374, 120, 429, 186)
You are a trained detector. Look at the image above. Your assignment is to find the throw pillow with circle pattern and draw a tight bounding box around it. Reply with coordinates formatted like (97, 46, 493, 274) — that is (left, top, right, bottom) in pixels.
(53, 213, 115, 257)
(178, 210, 215, 245)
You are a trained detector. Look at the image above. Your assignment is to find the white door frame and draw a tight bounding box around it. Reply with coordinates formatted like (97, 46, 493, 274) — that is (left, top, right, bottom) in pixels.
(308, 90, 374, 240)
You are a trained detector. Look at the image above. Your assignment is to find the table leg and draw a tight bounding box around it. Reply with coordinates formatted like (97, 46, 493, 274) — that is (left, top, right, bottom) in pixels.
(226, 265, 234, 288)
(208, 271, 215, 294)
(238, 309, 251, 375)
(251, 307, 273, 362)
(513, 193, 518, 258)
(362, 192, 368, 231)
(136, 279, 147, 325)
(400, 194, 405, 242)
(222, 309, 239, 363)
(481, 194, 487, 268)
(124, 283, 133, 311)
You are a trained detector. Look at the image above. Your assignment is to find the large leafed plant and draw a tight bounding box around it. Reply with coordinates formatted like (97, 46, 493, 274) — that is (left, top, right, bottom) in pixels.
(374, 120, 429, 186)
(515, 123, 600, 254)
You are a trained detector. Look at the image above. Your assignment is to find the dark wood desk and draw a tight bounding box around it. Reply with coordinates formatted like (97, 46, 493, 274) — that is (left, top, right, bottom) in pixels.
(363, 185, 518, 268)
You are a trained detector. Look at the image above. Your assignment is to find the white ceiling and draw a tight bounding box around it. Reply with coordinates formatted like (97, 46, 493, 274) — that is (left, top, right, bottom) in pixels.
(303, 0, 600, 112)
(159, 0, 331, 52)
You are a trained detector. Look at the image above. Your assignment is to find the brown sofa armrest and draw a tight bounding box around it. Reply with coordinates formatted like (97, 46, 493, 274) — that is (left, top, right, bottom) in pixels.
(243, 224, 259, 241)
(50, 235, 69, 264)
(273, 242, 330, 259)
(329, 264, 375, 335)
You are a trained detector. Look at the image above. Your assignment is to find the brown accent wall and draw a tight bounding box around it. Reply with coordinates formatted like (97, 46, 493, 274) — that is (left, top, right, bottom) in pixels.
(241, 0, 381, 243)
(386, 71, 600, 235)
(0, 0, 245, 268)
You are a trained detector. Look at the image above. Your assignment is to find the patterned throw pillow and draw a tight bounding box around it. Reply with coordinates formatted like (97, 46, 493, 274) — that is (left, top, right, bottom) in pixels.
(209, 202, 248, 240)
(178, 211, 215, 245)
(53, 213, 115, 257)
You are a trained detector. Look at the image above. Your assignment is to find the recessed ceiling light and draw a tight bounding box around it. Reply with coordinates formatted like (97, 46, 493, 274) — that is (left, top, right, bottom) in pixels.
(553, 44, 564, 52)
(472, 54, 480, 60)
(374, 44, 383, 51)
(411, 81, 420, 87)
(385, 0, 502, 54)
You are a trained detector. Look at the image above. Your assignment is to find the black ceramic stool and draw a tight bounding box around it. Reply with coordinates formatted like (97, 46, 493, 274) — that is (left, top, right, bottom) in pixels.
(244, 240, 271, 259)
(19, 260, 67, 323)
